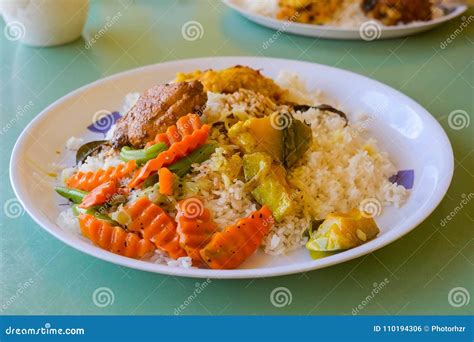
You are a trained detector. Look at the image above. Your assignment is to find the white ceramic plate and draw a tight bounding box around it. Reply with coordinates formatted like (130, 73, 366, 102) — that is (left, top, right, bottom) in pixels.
(223, 0, 467, 40)
(10, 57, 454, 278)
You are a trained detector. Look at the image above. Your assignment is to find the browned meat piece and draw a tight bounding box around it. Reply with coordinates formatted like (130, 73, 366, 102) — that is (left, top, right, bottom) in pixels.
(112, 81, 207, 148)
(362, 0, 432, 26)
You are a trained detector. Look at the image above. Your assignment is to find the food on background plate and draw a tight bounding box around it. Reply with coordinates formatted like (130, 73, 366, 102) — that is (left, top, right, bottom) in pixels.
(362, 0, 433, 26)
(245, 0, 453, 27)
(55, 65, 409, 269)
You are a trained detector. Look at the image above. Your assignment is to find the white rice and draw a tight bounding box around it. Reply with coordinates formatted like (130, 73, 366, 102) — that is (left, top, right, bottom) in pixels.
(241, 0, 279, 17)
(184, 147, 258, 228)
(56, 208, 79, 232)
(276, 70, 322, 105)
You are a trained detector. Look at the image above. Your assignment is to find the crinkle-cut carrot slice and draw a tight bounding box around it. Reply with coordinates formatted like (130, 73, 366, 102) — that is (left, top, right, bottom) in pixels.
(66, 160, 137, 192)
(79, 180, 118, 208)
(176, 198, 218, 265)
(200, 206, 274, 269)
(128, 125, 210, 188)
(123, 197, 186, 259)
(79, 214, 154, 259)
(150, 113, 202, 147)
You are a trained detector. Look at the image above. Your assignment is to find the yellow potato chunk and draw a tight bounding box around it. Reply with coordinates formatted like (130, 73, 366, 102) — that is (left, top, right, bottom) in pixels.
(306, 209, 380, 251)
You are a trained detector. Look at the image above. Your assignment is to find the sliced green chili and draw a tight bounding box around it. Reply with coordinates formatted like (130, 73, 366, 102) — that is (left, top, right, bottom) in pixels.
(120, 142, 168, 164)
(71, 204, 118, 225)
(55, 186, 87, 203)
(168, 143, 217, 177)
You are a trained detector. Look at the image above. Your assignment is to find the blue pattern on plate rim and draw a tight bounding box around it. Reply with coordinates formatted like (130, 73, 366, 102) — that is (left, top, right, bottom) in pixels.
(87, 111, 122, 135)
(389, 170, 414, 189)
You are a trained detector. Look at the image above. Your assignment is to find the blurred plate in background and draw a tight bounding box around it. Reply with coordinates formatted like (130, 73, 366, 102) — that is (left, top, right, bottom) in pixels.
(223, 0, 467, 40)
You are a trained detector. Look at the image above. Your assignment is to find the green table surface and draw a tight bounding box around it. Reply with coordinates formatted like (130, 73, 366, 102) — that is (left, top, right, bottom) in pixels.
(1, 0, 473, 315)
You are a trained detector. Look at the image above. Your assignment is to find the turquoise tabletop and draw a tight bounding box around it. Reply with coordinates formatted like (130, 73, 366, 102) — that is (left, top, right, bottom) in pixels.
(1, 0, 473, 315)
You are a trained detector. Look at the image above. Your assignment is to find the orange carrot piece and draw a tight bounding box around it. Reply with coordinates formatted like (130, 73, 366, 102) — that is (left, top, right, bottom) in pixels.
(200, 206, 274, 269)
(176, 198, 218, 265)
(151, 113, 202, 147)
(123, 197, 186, 259)
(79, 181, 118, 208)
(158, 167, 174, 196)
(176, 113, 201, 136)
(166, 125, 182, 144)
(67, 160, 137, 192)
(128, 125, 210, 188)
(79, 214, 154, 259)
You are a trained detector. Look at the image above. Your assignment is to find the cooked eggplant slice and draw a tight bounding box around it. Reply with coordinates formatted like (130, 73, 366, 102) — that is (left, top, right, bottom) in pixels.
(293, 104, 348, 125)
(283, 117, 312, 168)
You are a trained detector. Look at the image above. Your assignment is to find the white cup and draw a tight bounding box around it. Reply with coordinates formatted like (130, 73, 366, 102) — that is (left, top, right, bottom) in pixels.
(0, 0, 89, 47)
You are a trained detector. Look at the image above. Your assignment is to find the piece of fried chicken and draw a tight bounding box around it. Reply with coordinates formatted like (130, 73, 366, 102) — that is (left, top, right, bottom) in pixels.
(112, 81, 207, 148)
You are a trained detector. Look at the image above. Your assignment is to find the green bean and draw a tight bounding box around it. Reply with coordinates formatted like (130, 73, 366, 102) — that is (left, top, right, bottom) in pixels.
(71, 205, 119, 225)
(168, 143, 217, 177)
(120, 142, 167, 164)
(55, 186, 87, 203)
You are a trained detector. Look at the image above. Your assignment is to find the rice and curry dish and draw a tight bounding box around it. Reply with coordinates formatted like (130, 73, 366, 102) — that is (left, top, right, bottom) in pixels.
(243, 0, 456, 27)
(56, 66, 408, 269)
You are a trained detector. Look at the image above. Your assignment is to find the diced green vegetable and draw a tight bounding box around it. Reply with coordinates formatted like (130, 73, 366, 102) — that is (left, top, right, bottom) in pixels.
(242, 151, 271, 181)
(120, 142, 168, 164)
(54, 186, 87, 203)
(306, 209, 380, 252)
(168, 143, 217, 177)
(283, 118, 312, 168)
(71, 204, 118, 225)
(243, 152, 294, 222)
